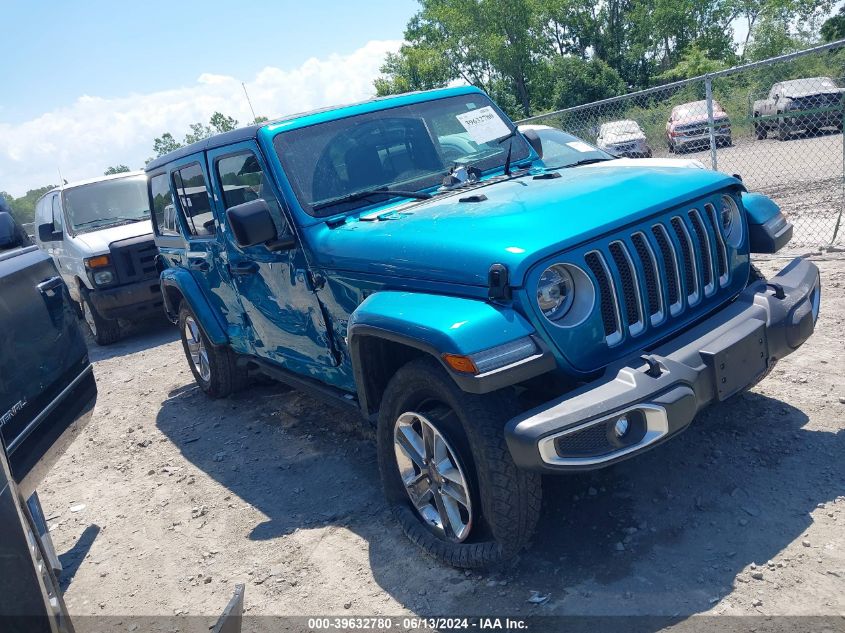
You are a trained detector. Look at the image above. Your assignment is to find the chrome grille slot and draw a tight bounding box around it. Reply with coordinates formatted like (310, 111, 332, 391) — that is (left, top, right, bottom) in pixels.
(584, 251, 622, 346)
(688, 209, 716, 296)
(705, 203, 729, 286)
(608, 241, 644, 336)
(670, 216, 700, 305)
(631, 232, 664, 325)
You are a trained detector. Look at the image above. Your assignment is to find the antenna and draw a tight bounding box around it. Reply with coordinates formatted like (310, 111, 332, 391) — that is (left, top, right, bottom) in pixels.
(242, 82, 258, 123)
(57, 167, 67, 187)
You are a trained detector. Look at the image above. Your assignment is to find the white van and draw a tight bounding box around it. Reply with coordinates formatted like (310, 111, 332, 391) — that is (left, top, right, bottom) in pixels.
(34, 171, 163, 345)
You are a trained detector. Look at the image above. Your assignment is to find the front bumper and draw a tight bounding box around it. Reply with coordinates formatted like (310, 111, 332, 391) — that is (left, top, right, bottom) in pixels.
(506, 257, 820, 473)
(89, 278, 163, 320)
(674, 129, 731, 148)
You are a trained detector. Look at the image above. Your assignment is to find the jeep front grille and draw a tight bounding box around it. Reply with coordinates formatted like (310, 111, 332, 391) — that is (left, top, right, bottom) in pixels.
(586, 209, 730, 346)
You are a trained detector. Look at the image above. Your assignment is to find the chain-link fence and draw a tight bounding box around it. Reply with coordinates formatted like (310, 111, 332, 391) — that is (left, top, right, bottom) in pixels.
(519, 39, 845, 252)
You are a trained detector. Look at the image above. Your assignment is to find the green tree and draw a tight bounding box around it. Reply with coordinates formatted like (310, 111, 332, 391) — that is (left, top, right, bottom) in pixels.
(152, 132, 182, 158)
(104, 164, 131, 175)
(658, 43, 728, 81)
(532, 55, 627, 111)
(183, 122, 213, 144)
(253, 116, 269, 124)
(374, 48, 453, 96)
(821, 5, 845, 41)
(2, 185, 56, 224)
(209, 112, 239, 133)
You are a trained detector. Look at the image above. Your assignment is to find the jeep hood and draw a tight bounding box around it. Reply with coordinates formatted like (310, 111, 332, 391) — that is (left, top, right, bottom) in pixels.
(72, 220, 154, 253)
(308, 166, 740, 287)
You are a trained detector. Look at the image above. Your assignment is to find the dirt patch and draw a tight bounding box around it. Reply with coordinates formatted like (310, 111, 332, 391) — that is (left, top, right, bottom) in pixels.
(39, 259, 845, 620)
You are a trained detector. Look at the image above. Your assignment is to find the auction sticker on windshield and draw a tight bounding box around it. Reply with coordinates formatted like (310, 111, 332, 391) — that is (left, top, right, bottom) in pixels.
(566, 141, 595, 153)
(456, 106, 511, 144)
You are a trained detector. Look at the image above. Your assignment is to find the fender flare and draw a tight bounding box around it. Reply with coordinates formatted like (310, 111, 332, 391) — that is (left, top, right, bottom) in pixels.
(347, 291, 554, 414)
(159, 268, 228, 346)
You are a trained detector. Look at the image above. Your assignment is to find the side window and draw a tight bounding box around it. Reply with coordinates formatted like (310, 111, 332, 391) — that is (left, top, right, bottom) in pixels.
(51, 194, 64, 232)
(149, 173, 180, 236)
(172, 163, 215, 237)
(216, 152, 288, 235)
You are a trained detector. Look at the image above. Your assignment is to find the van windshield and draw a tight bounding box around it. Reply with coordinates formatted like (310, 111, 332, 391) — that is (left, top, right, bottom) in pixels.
(63, 175, 151, 233)
(273, 94, 531, 217)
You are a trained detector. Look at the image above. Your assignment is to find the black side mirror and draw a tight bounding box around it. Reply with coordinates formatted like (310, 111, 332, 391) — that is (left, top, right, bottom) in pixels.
(520, 129, 543, 158)
(38, 223, 62, 242)
(226, 199, 294, 251)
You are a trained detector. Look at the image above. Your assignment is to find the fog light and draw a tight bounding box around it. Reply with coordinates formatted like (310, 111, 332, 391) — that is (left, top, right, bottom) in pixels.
(614, 416, 630, 438)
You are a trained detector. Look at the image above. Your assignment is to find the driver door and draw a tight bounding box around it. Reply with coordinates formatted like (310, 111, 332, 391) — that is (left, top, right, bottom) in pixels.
(206, 141, 336, 372)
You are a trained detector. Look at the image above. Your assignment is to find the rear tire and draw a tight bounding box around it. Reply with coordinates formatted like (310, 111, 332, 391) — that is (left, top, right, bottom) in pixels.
(377, 357, 541, 568)
(178, 304, 246, 398)
(80, 289, 121, 345)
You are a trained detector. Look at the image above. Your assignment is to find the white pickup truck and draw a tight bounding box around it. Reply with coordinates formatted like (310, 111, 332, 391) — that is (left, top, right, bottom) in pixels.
(753, 77, 844, 140)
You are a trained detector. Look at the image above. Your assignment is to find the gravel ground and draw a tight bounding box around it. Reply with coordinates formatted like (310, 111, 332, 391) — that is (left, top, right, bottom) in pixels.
(38, 258, 845, 625)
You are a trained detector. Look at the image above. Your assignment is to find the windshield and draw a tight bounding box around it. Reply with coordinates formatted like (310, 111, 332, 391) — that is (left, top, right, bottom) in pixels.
(63, 175, 151, 233)
(273, 94, 532, 217)
(602, 121, 640, 134)
(529, 128, 613, 169)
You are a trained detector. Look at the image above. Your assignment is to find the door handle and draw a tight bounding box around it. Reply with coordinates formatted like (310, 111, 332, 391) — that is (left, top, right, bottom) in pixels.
(188, 260, 210, 272)
(37, 276, 64, 296)
(229, 261, 259, 275)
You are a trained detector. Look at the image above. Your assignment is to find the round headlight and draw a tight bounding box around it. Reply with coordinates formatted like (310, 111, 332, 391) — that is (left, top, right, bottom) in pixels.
(537, 265, 574, 321)
(93, 270, 114, 286)
(720, 194, 743, 248)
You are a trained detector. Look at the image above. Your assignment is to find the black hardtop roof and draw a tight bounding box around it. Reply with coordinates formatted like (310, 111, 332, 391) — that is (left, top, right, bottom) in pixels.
(145, 125, 263, 172)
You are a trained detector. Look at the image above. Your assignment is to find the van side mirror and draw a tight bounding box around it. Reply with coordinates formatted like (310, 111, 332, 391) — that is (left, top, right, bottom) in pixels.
(226, 199, 294, 251)
(38, 223, 62, 242)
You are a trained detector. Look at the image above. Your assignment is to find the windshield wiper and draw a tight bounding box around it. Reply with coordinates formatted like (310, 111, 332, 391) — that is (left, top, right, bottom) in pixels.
(74, 216, 145, 229)
(313, 186, 432, 212)
(557, 157, 613, 169)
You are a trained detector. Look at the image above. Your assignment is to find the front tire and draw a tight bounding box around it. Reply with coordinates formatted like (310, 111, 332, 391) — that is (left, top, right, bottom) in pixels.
(377, 357, 541, 568)
(178, 304, 246, 398)
(80, 289, 121, 345)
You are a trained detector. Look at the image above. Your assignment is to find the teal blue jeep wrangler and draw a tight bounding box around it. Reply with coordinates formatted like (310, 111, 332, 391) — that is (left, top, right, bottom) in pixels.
(147, 86, 820, 568)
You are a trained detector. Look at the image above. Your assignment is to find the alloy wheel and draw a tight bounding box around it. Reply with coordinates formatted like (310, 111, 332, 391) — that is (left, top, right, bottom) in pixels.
(393, 411, 473, 542)
(184, 316, 211, 382)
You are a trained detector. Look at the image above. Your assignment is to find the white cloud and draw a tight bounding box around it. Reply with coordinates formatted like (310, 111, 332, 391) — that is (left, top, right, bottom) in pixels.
(0, 39, 401, 197)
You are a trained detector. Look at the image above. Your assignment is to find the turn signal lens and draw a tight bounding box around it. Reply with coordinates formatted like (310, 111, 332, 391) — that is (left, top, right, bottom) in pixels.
(85, 255, 111, 269)
(442, 354, 478, 374)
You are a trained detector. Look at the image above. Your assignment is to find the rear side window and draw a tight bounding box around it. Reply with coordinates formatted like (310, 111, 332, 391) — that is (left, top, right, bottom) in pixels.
(150, 173, 180, 237)
(173, 163, 215, 237)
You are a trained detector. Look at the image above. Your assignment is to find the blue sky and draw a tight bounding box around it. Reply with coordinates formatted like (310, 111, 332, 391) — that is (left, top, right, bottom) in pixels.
(0, 0, 418, 194)
(1, 0, 418, 124)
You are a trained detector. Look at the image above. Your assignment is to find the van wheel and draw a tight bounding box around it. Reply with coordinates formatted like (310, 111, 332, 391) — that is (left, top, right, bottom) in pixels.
(178, 304, 246, 398)
(80, 290, 121, 345)
(377, 357, 541, 568)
